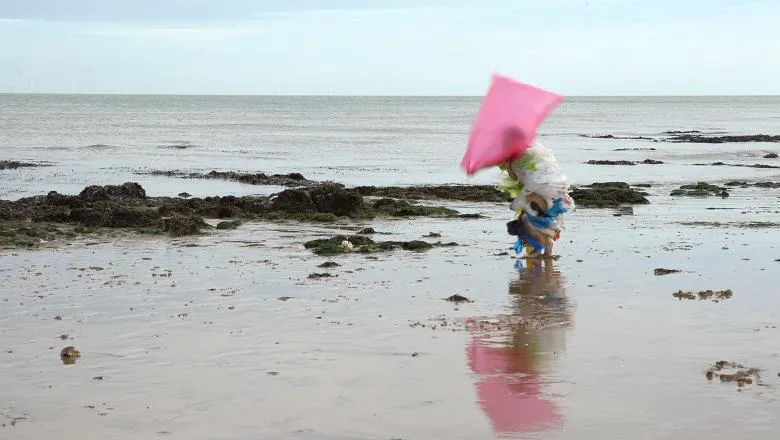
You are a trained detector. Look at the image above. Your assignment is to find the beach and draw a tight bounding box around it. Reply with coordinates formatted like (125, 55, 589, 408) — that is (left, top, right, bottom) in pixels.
(1, 94, 780, 439)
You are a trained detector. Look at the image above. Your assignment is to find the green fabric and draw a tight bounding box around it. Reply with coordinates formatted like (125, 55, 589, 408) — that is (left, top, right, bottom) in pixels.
(496, 174, 523, 199)
(494, 152, 539, 199)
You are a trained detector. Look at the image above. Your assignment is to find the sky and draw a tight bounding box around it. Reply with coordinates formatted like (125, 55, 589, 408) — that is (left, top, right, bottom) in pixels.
(1, 0, 779, 95)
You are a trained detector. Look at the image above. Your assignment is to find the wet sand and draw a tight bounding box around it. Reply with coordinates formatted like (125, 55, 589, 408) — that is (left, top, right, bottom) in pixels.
(2, 176, 780, 439)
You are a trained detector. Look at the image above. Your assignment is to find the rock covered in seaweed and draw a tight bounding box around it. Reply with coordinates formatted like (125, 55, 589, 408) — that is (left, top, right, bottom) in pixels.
(568, 182, 650, 208)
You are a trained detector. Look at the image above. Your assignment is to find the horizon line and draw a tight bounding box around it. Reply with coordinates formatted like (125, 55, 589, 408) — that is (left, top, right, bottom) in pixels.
(2, 92, 780, 98)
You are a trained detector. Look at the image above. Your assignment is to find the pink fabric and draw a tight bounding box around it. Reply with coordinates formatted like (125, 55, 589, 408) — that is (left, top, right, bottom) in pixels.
(467, 335, 562, 435)
(461, 74, 564, 175)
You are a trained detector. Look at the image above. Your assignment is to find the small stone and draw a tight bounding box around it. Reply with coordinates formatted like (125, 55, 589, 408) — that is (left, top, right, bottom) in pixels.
(445, 294, 472, 303)
(654, 268, 681, 276)
(216, 220, 242, 230)
(60, 346, 81, 364)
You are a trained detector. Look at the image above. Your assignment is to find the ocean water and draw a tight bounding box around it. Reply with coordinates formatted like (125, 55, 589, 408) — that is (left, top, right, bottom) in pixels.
(1, 94, 780, 199)
(2, 95, 780, 439)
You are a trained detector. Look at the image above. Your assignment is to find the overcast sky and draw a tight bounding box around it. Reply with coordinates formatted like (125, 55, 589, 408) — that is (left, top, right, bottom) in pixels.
(1, 0, 778, 95)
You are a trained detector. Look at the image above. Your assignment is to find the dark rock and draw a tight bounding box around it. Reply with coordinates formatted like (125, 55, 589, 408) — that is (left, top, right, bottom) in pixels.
(668, 134, 780, 143)
(586, 160, 636, 166)
(569, 182, 650, 208)
(60, 346, 80, 365)
(270, 188, 317, 213)
(723, 180, 780, 189)
(307, 272, 335, 279)
(303, 235, 448, 256)
(216, 220, 242, 230)
(79, 182, 147, 202)
(654, 268, 681, 276)
(670, 182, 727, 197)
(586, 159, 663, 166)
(161, 215, 207, 237)
(580, 134, 657, 141)
(355, 184, 509, 203)
(371, 198, 460, 217)
(357, 228, 376, 235)
(765, 153, 779, 158)
(0, 177, 476, 248)
(309, 184, 367, 217)
(444, 294, 472, 303)
(401, 240, 433, 251)
(0, 160, 50, 170)
(594, 182, 633, 189)
(178, 192, 192, 198)
(317, 261, 341, 268)
(269, 184, 369, 219)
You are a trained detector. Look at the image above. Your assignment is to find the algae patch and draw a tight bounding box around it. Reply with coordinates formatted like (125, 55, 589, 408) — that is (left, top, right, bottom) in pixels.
(672, 289, 733, 302)
(670, 182, 729, 197)
(303, 235, 458, 256)
(705, 361, 761, 387)
(569, 182, 650, 208)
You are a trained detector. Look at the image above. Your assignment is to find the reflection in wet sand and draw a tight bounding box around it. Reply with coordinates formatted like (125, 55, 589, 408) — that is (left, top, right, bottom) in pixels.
(466, 258, 574, 438)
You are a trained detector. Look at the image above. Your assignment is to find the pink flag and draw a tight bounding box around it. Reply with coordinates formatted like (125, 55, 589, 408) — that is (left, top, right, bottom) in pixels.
(461, 74, 564, 175)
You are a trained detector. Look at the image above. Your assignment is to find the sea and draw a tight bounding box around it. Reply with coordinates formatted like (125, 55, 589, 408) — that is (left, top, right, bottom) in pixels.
(2, 94, 780, 440)
(2, 94, 780, 200)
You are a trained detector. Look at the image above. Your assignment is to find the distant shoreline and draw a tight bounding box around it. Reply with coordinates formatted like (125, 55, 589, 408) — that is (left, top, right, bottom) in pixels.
(2, 93, 780, 99)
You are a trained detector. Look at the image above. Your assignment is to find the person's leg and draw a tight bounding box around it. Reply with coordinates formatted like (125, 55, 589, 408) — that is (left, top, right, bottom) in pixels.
(543, 238, 554, 256)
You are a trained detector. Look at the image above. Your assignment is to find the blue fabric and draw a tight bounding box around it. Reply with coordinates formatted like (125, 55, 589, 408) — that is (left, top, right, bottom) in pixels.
(513, 230, 545, 255)
(547, 197, 568, 217)
(524, 197, 568, 230)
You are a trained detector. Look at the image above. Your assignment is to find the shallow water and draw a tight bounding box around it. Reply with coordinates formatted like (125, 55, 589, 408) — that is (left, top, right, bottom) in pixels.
(2, 95, 780, 199)
(2, 191, 779, 439)
(1, 95, 779, 438)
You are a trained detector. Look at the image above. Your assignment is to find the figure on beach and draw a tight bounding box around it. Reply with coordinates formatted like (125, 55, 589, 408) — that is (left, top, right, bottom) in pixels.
(496, 136, 575, 257)
(460, 74, 573, 257)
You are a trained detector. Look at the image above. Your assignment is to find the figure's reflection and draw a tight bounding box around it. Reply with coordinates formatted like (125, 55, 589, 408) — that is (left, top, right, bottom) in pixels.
(466, 258, 573, 437)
